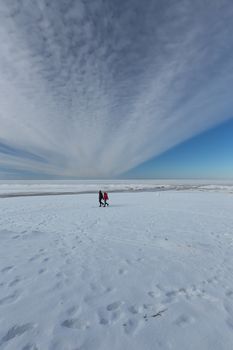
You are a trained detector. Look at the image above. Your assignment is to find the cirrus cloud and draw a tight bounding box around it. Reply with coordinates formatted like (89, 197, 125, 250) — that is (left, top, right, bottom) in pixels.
(0, 0, 233, 178)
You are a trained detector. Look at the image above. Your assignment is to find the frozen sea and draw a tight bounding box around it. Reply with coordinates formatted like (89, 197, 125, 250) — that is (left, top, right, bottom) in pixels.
(0, 183, 233, 349)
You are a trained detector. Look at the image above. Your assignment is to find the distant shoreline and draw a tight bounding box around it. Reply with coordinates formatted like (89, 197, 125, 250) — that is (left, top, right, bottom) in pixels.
(1, 185, 233, 199)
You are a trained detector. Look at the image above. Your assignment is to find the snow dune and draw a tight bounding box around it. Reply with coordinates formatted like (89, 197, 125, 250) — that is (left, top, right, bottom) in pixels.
(0, 191, 233, 349)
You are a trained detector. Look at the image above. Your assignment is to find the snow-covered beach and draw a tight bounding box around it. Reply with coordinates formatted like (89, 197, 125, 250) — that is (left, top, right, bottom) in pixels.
(1, 189, 233, 349)
(1, 180, 233, 197)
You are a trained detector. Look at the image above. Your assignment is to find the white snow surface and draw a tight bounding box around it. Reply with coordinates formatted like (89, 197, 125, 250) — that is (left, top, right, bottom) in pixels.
(1, 180, 233, 197)
(0, 191, 233, 349)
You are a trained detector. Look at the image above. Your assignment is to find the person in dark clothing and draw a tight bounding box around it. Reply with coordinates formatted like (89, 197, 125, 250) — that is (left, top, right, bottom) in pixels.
(99, 190, 104, 207)
(103, 192, 109, 207)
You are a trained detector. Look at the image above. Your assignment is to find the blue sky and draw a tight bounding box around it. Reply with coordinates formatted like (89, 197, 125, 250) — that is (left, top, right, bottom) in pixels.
(124, 118, 233, 179)
(0, 1, 233, 179)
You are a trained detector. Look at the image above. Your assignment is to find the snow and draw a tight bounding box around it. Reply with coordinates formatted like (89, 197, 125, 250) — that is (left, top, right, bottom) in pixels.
(1, 179, 233, 197)
(0, 191, 233, 349)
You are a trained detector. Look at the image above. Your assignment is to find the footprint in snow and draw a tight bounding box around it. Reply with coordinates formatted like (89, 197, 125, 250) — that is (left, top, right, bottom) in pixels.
(22, 343, 38, 350)
(43, 257, 50, 263)
(226, 317, 233, 330)
(1, 266, 14, 273)
(148, 291, 158, 299)
(62, 318, 90, 330)
(0, 323, 34, 345)
(225, 290, 233, 299)
(99, 317, 109, 325)
(107, 301, 122, 311)
(174, 314, 195, 327)
(29, 255, 40, 262)
(0, 290, 20, 306)
(123, 319, 140, 335)
(128, 305, 141, 315)
(66, 305, 80, 316)
(8, 277, 21, 287)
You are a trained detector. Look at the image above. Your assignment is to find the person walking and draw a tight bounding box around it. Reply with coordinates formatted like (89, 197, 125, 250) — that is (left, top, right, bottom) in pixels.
(99, 190, 104, 207)
(103, 192, 109, 207)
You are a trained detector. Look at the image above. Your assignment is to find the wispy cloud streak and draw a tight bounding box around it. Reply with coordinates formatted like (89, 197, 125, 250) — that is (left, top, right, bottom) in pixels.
(0, 0, 233, 177)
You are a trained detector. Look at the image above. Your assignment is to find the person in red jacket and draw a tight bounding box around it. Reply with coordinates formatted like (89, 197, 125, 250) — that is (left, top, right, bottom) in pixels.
(103, 192, 109, 207)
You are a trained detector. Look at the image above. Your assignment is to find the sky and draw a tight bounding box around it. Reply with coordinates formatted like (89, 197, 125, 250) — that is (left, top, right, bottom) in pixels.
(125, 118, 233, 179)
(0, 0, 233, 179)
